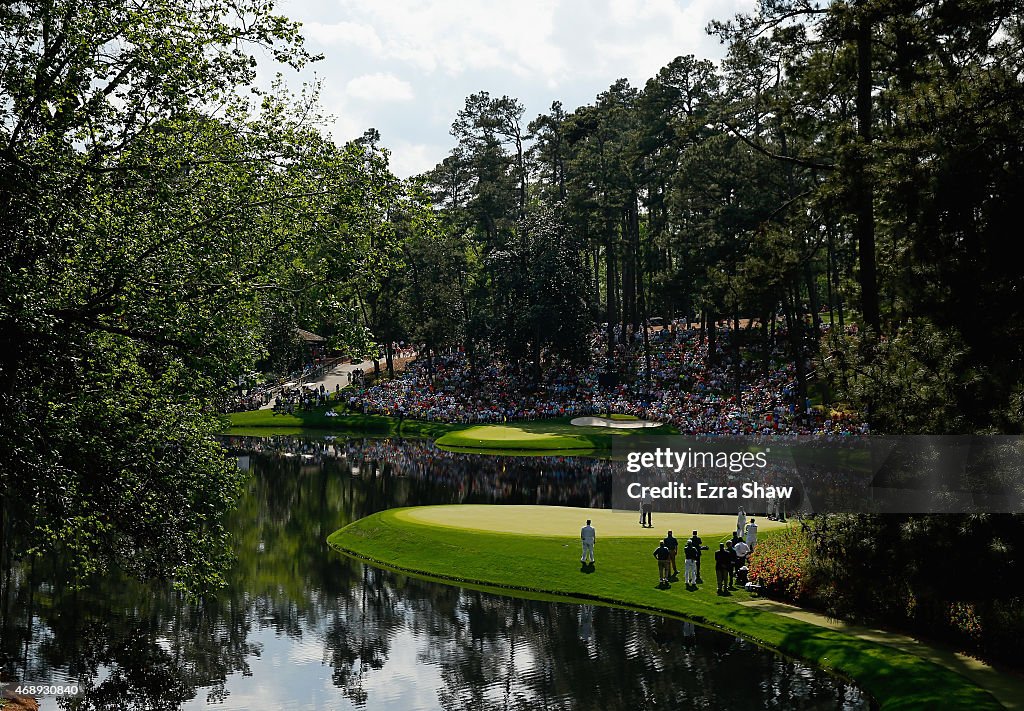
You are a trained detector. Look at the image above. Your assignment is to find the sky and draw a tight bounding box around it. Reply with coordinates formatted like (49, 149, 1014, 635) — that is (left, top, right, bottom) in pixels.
(274, 0, 757, 178)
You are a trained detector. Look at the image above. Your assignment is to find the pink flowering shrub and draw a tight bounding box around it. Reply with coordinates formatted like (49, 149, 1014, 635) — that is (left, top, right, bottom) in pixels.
(747, 528, 812, 603)
(946, 601, 983, 644)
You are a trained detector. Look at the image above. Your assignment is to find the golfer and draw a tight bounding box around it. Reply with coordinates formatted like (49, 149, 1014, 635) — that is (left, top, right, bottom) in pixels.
(640, 494, 653, 528)
(581, 519, 596, 564)
(745, 518, 758, 551)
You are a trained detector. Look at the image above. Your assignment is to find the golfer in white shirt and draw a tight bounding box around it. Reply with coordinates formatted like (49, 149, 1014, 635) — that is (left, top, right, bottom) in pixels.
(733, 539, 750, 563)
(581, 520, 596, 564)
(745, 518, 758, 550)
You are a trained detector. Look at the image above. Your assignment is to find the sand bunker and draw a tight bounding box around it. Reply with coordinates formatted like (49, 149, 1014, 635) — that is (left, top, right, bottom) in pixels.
(570, 416, 663, 429)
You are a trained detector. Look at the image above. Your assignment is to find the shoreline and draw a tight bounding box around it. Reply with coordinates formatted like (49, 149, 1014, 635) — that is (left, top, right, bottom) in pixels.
(328, 507, 1014, 711)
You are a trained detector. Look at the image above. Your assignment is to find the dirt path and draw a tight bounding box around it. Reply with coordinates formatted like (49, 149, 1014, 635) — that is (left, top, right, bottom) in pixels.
(738, 598, 1024, 710)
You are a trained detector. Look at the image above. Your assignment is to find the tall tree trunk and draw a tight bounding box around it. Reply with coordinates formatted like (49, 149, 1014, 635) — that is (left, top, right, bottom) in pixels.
(762, 309, 772, 376)
(826, 228, 836, 328)
(706, 309, 717, 365)
(457, 269, 475, 374)
(0, 496, 5, 610)
(637, 252, 652, 386)
(620, 212, 634, 343)
(855, 8, 880, 333)
(605, 239, 617, 360)
(785, 284, 809, 415)
(627, 195, 642, 331)
(733, 311, 742, 401)
(805, 262, 821, 335)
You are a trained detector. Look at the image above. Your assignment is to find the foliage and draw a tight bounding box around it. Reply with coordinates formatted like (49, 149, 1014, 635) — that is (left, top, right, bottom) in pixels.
(747, 527, 812, 602)
(488, 203, 592, 366)
(0, 0, 366, 594)
(802, 513, 1024, 666)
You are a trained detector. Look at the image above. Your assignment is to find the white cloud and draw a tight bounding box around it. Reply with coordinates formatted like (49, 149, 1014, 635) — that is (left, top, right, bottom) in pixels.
(334, 0, 568, 79)
(278, 0, 760, 176)
(385, 139, 447, 180)
(345, 72, 415, 102)
(302, 20, 383, 51)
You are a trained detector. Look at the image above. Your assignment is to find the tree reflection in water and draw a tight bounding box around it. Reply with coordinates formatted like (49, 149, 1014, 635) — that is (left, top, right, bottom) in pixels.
(0, 437, 867, 710)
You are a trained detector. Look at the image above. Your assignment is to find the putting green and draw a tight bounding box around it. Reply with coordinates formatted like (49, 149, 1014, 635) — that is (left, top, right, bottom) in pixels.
(433, 417, 675, 451)
(435, 425, 597, 450)
(394, 504, 788, 538)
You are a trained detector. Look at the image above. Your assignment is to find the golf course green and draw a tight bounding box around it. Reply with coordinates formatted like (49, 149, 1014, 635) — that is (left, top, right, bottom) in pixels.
(433, 417, 674, 451)
(227, 408, 675, 452)
(328, 506, 1013, 711)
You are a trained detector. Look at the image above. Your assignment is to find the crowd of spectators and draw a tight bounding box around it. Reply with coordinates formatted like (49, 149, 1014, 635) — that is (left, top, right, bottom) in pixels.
(222, 382, 275, 413)
(270, 383, 337, 414)
(346, 323, 868, 437)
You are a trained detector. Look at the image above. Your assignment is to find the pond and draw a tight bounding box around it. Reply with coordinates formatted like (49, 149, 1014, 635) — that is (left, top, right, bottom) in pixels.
(0, 436, 871, 710)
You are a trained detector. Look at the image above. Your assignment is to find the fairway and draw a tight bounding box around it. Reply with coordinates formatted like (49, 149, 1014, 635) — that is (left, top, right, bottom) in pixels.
(395, 504, 789, 538)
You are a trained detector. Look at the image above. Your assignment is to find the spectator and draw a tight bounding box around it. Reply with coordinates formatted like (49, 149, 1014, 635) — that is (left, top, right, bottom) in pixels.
(715, 543, 732, 594)
(654, 539, 672, 587)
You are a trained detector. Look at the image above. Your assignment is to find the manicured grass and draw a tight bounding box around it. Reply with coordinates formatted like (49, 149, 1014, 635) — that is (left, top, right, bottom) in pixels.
(328, 508, 1002, 711)
(435, 424, 598, 450)
(227, 409, 674, 452)
(224, 407, 462, 439)
(434, 417, 675, 451)
(608, 413, 639, 421)
(394, 504, 788, 538)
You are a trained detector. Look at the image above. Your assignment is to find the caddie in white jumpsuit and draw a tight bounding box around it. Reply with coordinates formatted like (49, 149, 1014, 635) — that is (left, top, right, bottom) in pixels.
(745, 518, 758, 551)
(581, 519, 596, 563)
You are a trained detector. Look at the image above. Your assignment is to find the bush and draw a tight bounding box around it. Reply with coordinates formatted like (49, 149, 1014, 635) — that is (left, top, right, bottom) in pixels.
(798, 513, 1024, 669)
(747, 528, 813, 603)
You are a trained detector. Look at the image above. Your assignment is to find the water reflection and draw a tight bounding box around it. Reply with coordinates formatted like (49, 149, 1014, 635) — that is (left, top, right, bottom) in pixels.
(0, 437, 869, 710)
(222, 435, 615, 509)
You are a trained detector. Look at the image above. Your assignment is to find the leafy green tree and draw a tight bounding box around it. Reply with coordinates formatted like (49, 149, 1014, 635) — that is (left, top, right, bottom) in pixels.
(0, 0, 351, 593)
(488, 203, 591, 373)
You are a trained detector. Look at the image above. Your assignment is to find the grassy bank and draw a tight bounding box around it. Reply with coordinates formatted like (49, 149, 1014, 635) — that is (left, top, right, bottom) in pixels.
(328, 508, 1003, 711)
(224, 408, 461, 438)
